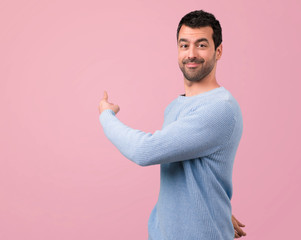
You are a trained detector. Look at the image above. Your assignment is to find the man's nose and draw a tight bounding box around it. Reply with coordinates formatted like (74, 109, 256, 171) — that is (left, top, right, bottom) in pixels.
(187, 46, 197, 59)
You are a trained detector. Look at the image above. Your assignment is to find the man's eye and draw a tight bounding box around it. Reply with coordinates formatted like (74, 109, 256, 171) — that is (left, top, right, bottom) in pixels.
(180, 44, 188, 48)
(198, 44, 206, 48)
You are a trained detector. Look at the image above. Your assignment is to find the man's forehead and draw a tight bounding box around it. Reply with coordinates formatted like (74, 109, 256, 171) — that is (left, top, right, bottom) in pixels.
(178, 25, 213, 42)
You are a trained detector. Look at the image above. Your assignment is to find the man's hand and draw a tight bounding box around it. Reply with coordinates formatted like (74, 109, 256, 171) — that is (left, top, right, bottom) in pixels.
(232, 215, 247, 238)
(98, 91, 120, 115)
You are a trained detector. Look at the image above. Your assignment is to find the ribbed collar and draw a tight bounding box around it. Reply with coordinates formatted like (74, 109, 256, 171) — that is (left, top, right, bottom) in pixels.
(177, 86, 224, 102)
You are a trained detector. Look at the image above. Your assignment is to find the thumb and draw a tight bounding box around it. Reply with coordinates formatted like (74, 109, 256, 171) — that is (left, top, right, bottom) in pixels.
(103, 90, 108, 101)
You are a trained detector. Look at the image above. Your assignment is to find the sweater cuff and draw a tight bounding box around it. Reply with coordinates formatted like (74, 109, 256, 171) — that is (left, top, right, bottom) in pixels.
(99, 109, 116, 125)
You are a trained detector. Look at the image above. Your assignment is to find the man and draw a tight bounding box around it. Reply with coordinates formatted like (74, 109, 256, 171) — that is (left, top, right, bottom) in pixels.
(98, 10, 246, 240)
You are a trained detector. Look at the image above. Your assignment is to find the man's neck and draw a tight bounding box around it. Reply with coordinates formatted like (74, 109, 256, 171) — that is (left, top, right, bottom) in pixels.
(183, 77, 220, 97)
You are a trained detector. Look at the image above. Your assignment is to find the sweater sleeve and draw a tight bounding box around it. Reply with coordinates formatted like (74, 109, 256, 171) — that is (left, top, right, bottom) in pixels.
(99, 102, 236, 166)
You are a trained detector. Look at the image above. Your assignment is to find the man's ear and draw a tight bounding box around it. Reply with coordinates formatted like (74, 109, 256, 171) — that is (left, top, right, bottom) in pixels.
(216, 43, 222, 60)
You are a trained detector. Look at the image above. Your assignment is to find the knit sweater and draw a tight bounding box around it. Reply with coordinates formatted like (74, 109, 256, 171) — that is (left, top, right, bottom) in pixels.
(99, 86, 243, 240)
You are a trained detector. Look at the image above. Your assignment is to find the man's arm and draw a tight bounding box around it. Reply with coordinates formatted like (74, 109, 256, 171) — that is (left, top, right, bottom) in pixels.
(99, 92, 236, 166)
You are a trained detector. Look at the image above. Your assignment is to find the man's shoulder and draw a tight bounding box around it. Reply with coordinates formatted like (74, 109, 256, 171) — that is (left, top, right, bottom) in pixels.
(199, 87, 241, 112)
(163, 97, 179, 117)
(164, 88, 242, 119)
(189, 89, 242, 120)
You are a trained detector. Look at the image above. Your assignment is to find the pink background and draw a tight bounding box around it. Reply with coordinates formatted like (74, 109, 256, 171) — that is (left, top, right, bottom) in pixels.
(1, 0, 300, 239)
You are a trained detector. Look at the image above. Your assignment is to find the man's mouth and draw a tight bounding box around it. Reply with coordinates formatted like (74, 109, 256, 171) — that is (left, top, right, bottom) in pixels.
(183, 58, 205, 68)
(185, 63, 200, 68)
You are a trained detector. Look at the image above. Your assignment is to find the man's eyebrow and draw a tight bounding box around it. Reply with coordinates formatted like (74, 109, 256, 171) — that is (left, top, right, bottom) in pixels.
(178, 38, 209, 44)
(195, 38, 209, 44)
(178, 38, 189, 43)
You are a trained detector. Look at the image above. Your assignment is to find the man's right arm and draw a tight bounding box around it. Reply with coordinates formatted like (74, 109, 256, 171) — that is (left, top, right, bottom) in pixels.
(99, 101, 236, 166)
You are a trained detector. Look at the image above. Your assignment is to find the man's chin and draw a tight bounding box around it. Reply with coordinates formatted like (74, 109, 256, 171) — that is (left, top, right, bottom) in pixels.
(185, 76, 203, 82)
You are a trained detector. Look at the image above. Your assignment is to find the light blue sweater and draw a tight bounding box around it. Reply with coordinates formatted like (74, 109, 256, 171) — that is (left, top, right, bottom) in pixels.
(99, 86, 243, 240)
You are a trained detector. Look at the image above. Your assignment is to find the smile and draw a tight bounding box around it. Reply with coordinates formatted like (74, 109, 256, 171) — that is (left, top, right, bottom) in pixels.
(185, 63, 200, 68)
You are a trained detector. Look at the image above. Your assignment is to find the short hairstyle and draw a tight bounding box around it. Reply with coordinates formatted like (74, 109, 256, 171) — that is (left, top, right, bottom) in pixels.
(176, 10, 222, 50)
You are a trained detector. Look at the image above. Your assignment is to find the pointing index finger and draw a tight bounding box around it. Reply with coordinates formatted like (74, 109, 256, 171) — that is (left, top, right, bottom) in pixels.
(103, 90, 108, 100)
